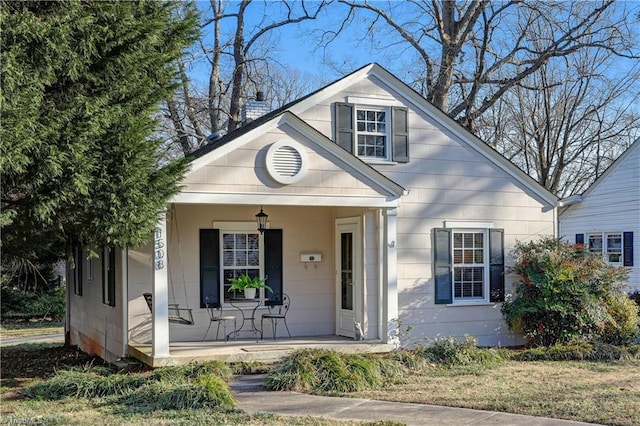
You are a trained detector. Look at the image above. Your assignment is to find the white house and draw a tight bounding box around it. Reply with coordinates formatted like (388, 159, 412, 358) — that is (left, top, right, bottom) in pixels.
(559, 138, 639, 292)
(66, 64, 557, 365)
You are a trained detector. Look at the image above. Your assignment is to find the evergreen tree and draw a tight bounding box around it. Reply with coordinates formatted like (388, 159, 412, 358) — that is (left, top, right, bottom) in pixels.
(1, 1, 199, 267)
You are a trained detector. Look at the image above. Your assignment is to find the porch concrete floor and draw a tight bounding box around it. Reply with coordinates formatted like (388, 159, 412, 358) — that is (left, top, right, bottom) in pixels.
(128, 336, 396, 367)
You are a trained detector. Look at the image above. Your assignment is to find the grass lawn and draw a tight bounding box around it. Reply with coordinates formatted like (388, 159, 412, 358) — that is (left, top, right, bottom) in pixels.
(351, 360, 640, 426)
(2, 322, 639, 426)
(0, 320, 64, 339)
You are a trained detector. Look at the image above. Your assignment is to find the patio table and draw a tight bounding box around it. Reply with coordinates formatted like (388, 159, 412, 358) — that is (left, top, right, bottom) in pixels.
(227, 298, 263, 341)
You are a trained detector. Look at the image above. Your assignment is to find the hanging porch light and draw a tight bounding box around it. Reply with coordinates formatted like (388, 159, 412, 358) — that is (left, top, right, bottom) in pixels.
(255, 206, 268, 234)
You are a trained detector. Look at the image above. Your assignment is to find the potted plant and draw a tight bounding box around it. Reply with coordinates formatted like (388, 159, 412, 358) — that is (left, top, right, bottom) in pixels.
(228, 274, 272, 299)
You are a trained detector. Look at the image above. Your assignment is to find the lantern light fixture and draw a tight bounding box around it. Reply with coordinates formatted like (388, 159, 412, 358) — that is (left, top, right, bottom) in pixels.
(255, 206, 268, 234)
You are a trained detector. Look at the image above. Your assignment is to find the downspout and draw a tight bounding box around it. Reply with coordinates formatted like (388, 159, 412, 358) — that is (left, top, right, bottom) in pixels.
(121, 248, 129, 359)
(377, 209, 384, 341)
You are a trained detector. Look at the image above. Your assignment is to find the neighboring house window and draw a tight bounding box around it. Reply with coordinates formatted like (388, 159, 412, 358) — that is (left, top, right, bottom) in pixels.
(335, 102, 409, 163)
(433, 227, 504, 305)
(200, 225, 283, 307)
(102, 247, 116, 307)
(73, 246, 83, 296)
(582, 232, 632, 266)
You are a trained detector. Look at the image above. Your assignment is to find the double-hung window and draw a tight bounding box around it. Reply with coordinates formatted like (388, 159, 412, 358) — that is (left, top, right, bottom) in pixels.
(335, 101, 409, 163)
(356, 106, 389, 161)
(200, 222, 285, 307)
(433, 225, 504, 305)
(588, 232, 623, 265)
(452, 231, 488, 301)
(221, 230, 262, 302)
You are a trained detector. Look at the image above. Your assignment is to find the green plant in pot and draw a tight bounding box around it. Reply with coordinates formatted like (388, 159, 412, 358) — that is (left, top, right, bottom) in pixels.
(228, 274, 272, 299)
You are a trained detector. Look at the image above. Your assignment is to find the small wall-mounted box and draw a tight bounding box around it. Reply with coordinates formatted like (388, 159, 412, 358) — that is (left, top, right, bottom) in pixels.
(300, 253, 322, 262)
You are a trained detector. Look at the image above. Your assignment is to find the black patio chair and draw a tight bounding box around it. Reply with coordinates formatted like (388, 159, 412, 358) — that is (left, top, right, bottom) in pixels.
(203, 301, 236, 342)
(261, 293, 291, 340)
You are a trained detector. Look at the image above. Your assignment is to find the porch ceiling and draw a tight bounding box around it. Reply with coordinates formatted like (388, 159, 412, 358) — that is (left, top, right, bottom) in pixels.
(128, 336, 396, 367)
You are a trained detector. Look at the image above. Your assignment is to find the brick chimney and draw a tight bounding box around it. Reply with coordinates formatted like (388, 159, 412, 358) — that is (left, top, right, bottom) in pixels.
(241, 91, 269, 126)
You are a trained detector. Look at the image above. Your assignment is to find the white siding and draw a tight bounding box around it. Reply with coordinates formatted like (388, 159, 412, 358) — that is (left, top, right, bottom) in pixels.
(181, 125, 383, 199)
(560, 142, 640, 291)
(68, 249, 124, 362)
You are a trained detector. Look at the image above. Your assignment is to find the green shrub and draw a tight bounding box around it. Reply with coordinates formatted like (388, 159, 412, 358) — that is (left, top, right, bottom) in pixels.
(1, 285, 66, 320)
(502, 237, 636, 346)
(512, 343, 640, 361)
(22, 365, 143, 400)
(121, 373, 236, 411)
(152, 361, 231, 381)
(416, 335, 504, 368)
(601, 294, 640, 345)
(122, 377, 235, 411)
(23, 362, 236, 411)
(265, 349, 407, 394)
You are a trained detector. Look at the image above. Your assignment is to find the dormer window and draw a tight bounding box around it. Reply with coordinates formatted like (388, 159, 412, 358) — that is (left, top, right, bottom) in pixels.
(335, 102, 409, 164)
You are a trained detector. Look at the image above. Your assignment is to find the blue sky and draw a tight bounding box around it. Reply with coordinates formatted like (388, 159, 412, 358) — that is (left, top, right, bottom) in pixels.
(186, 0, 640, 114)
(188, 1, 401, 87)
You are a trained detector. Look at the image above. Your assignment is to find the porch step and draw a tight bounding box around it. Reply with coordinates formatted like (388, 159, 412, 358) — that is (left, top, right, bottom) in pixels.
(230, 373, 268, 392)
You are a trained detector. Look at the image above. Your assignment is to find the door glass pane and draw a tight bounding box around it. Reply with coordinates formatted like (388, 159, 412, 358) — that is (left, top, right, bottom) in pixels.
(341, 232, 353, 311)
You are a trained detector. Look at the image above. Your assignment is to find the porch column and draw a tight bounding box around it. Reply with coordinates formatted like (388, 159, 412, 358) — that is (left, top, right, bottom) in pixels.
(382, 208, 399, 345)
(152, 211, 170, 358)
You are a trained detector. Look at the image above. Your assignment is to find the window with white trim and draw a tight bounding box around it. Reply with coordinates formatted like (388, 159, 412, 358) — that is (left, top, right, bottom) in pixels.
(588, 232, 623, 265)
(218, 223, 265, 303)
(356, 106, 389, 160)
(452, 230, 489, 302)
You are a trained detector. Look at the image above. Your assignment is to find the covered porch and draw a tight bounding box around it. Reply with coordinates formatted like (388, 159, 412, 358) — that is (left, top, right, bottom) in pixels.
(128, 335, 396, 367)
(128, 202, 401, 367)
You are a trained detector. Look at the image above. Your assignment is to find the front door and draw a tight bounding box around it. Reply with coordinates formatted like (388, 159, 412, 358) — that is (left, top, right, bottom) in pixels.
(335, 217, 361, 338)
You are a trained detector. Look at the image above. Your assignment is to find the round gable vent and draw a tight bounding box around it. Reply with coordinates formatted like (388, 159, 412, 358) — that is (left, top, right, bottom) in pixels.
(266, 140, 308, 184)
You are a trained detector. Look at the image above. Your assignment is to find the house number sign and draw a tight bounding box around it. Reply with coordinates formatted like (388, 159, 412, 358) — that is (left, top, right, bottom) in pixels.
(154, 227, 165, 270)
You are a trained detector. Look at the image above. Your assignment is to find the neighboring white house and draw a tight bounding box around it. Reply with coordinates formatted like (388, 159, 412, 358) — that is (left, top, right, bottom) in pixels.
(66, 64, 558, 364)
(559, 138, 639, 292)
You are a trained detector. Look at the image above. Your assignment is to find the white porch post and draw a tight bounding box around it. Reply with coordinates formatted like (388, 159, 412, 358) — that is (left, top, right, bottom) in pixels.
(382, 208, 399, 345)
(152, 212, 170, 358)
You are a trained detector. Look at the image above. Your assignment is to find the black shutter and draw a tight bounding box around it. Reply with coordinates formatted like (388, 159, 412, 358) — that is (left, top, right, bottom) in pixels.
(105, 247, 116, 307)
(623, 232, 634, 267)
(74, 245, 83, 296)
(489, 229, 505, 302)
(575, 234, 585, 246)
(433, 228, 452, 304)
(392, 106, 409, 163)
(335, 102, 354, 153)
(200, 229, 220, 308)
(264, 229, 283, 303)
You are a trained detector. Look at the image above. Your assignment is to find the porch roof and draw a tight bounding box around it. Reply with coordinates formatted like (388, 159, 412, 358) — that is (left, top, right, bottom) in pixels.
(173, 112, 406, 208)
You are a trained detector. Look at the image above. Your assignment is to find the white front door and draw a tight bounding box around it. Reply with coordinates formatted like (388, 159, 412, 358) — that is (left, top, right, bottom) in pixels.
(335, 217, 361, 338)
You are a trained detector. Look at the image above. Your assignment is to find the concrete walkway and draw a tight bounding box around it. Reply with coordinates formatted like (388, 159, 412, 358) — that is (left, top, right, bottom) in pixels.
(231, 374, 600, 426)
